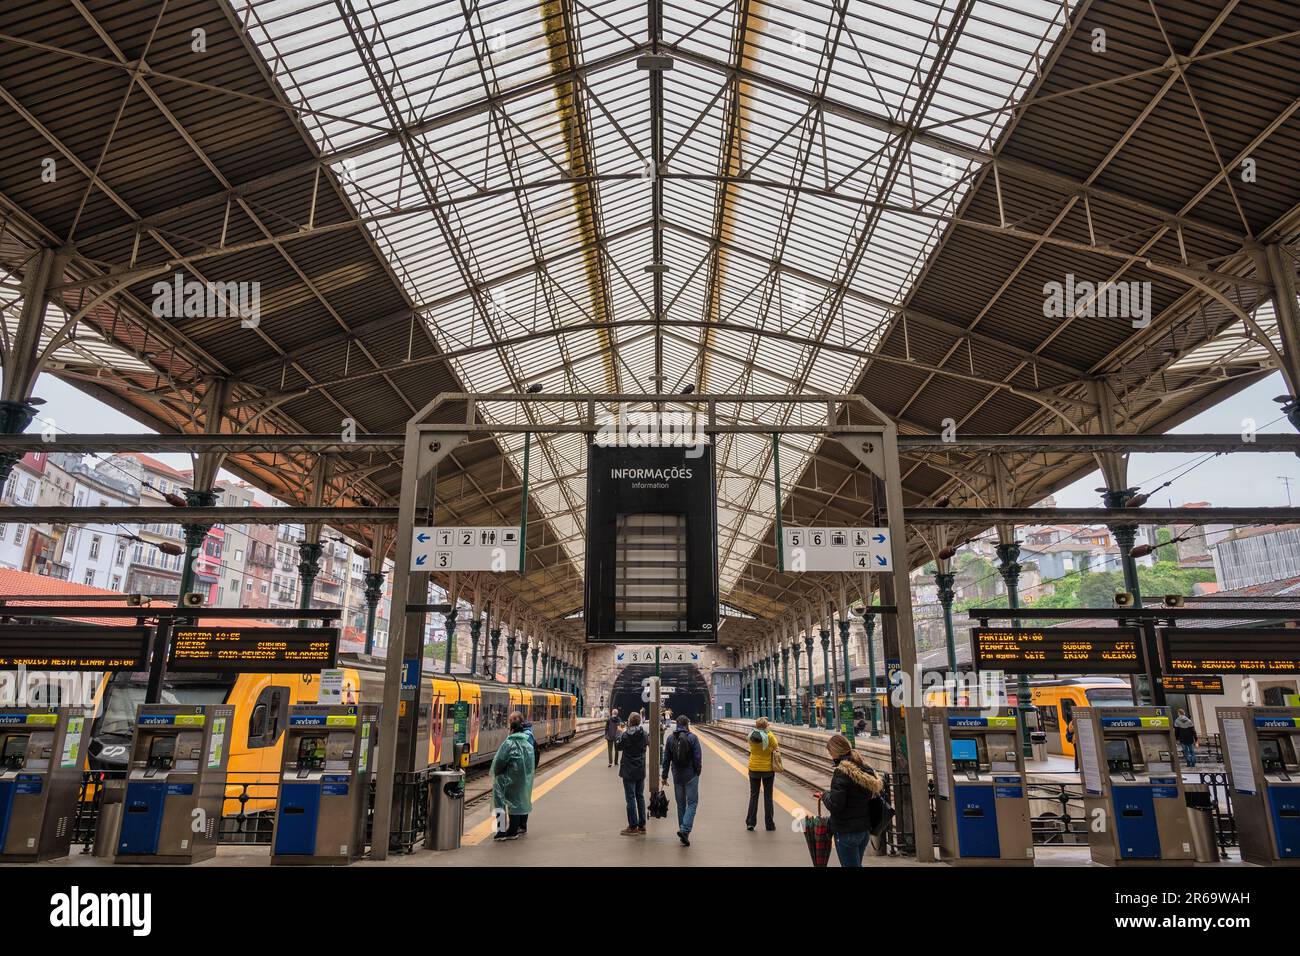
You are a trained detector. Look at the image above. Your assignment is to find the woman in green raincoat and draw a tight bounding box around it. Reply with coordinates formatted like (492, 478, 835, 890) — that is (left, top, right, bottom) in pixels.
(491, 711, 535, 841)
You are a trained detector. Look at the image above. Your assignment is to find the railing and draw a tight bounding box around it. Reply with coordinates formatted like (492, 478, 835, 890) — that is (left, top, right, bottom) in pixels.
(1198, 771, 1238, 858)
(73, 768, 438, 855)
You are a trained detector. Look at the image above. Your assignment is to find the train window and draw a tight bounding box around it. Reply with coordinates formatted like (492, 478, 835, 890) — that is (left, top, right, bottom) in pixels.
(247, 686, 287, 748)
(1060, 698, 1074, 725)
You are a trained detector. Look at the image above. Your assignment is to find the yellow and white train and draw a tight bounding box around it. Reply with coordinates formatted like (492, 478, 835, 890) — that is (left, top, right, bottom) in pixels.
(84, 654, 577, 816)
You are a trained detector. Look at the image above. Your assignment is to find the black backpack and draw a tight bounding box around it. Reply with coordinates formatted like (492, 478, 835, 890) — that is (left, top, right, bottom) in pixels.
(671, 732, 693, 768)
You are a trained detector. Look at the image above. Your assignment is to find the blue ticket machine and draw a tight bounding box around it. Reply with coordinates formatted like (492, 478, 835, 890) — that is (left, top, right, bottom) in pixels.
(0, 708, 89, 862)
(1076, 706, 1194, 865)
(926, 707, 1034, 865)
(1217, 706, 1300, 865)
(115, 704, 234, 864)
(271, 704, 377, 865)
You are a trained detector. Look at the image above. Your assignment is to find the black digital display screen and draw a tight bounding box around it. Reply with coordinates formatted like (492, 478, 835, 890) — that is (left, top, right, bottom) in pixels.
(1158, 675, 1225, 694)
(169, 627, 339, 672)
(0, 626, 150, 670)
(584, 443, 718, 643)
(971, 626, 1143, 674)
(1158, 627, 1300, 675)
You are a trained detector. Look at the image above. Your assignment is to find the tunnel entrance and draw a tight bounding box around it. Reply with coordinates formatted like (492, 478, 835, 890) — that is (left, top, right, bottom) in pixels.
(608, 663, 712, 725)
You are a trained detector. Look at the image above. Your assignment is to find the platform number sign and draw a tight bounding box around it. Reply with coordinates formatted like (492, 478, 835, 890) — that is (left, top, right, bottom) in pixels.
(410, 526, 521, 572)
(783, 527, 892, 572)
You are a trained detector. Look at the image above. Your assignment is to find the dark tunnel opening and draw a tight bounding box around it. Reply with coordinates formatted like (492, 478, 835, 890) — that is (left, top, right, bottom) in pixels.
(608, 663, 712, 724)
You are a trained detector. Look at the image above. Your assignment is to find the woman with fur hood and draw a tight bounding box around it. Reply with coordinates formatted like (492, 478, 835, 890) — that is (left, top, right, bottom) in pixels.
(818, 733, 883, 867)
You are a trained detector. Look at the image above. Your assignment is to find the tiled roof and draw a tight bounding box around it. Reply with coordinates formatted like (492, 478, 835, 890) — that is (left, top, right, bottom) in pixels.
(0, 568, 269, 629)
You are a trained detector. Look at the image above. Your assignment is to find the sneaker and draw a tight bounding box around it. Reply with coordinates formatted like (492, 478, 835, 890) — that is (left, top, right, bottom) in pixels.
(765, 824, 776, 831)
(493, 832, 508, 841)
(677, 830, 690, 846)
(620, 827, 638, 835)
(636, 826, 646, 834)
(504, 832, 521, 840)
(746, 825, 755, 831)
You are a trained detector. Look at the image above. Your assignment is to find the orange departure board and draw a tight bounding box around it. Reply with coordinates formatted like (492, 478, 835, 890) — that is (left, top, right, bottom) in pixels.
(0, 626, 150, 670)
(1158, 675, 1225, 694)
(169, 627, 338, 673)
(972, 626, 1144, 674)
(1158, 627, 1300, 675)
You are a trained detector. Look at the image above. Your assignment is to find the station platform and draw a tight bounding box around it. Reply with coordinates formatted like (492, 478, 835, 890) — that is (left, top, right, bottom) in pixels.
(397, 733, 819, 867)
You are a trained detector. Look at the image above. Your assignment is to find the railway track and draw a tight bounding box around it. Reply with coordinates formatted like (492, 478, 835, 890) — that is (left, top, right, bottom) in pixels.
(464, 727, 603, 807)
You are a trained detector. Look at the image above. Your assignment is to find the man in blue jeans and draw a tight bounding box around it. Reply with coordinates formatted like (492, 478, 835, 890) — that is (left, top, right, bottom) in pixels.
(661, 715, 703, 846)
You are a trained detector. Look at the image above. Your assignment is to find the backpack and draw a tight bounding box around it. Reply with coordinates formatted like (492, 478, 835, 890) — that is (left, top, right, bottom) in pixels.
(671, 732, 693, 768)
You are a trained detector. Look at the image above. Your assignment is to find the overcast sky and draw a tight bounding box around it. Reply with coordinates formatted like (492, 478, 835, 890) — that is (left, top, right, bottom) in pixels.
(19, 369, 1300, 510)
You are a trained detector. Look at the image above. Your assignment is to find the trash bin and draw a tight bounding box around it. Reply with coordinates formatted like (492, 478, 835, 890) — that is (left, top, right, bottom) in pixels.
(1029, 731, 1048, 763)
(1184, 788, 1219, 863)
(92, 782, 124, 859)
(424, 770, 465, 851)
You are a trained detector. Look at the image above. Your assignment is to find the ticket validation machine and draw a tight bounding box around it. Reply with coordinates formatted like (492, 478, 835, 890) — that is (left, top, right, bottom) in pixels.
(1075, 706, 1195, 865)
(1216, 706, 1300, 865)
(926, 707, 1034, 864)
(0, 708, 89, 862)
(115, 704, 233, 864)
(271, 704, 378, 865)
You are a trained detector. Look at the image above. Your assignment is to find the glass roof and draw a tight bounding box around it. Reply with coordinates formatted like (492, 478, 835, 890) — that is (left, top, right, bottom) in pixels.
(235, 0, 1073, 594)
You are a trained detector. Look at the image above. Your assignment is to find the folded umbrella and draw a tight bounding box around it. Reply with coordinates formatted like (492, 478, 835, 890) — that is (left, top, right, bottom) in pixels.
(801, 796, 832, 867)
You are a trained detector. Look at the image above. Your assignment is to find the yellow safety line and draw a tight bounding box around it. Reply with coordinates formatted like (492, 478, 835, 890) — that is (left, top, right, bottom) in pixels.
(699, 732, 814, 819)
(463, 737, 606, 845)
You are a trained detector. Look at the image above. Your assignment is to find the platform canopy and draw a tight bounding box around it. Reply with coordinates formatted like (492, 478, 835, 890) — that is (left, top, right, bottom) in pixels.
(1, 1, 1298, 641)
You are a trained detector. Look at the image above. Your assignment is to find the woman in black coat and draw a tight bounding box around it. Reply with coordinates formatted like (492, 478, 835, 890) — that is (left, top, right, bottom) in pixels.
(817, 733, 883, 868)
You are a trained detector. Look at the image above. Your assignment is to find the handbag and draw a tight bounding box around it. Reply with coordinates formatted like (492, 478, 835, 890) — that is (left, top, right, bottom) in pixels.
(648, 788, 670, 819)
(770, 745, 783, 774)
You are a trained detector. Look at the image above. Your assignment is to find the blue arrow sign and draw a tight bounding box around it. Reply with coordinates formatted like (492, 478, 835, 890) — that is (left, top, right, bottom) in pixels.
(416, 532, 430, 543)
(873, 533, 886, 543)
(876, 555, 888, 566)
(415, 554, 427, 566)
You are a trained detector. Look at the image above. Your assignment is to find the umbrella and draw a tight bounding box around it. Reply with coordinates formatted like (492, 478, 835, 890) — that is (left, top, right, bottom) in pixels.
(801, 796, 833, 867)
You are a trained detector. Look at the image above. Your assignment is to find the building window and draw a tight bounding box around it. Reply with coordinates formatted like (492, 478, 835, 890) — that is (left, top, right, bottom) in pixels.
(115, 541, 126, 566)
(234, 549, 244, 563)
(111, 575, 121, 590)
(13, 525, 25, 546)
(83, 570, 95, 586)
(89, 535, 102, 560)
(260, 583, 268, 594)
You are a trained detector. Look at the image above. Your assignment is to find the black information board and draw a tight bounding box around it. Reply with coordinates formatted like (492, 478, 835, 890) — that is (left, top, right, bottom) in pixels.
(1158, 675, 1226, 694)
(1158, 627, 1300, 675)
(169, 627, 339, 672)
(584, 443, 718, 643)
(972, 626, 1144, 674)
(0, 626, 150, 670)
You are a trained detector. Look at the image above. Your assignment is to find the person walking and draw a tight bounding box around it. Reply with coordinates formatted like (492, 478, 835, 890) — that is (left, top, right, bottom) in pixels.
(817, 733, 882, 867)
(660, 715, 703, 846)
(605, 708, 622, 767)
(1174, 709, 1197, 767)
(616, 711, 649, 835)
(1065, 716, 1078, 771)
(491, 711, 536, 841)
(746, 716, 779, 831)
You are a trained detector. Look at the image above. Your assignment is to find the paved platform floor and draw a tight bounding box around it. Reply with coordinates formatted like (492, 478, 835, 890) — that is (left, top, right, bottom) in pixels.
(401, 732, 819, 867)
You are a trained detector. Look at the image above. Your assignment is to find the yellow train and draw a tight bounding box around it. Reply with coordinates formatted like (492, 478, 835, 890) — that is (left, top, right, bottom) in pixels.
(800, 679, 1135, 759)
(84, 654, 578, 816)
